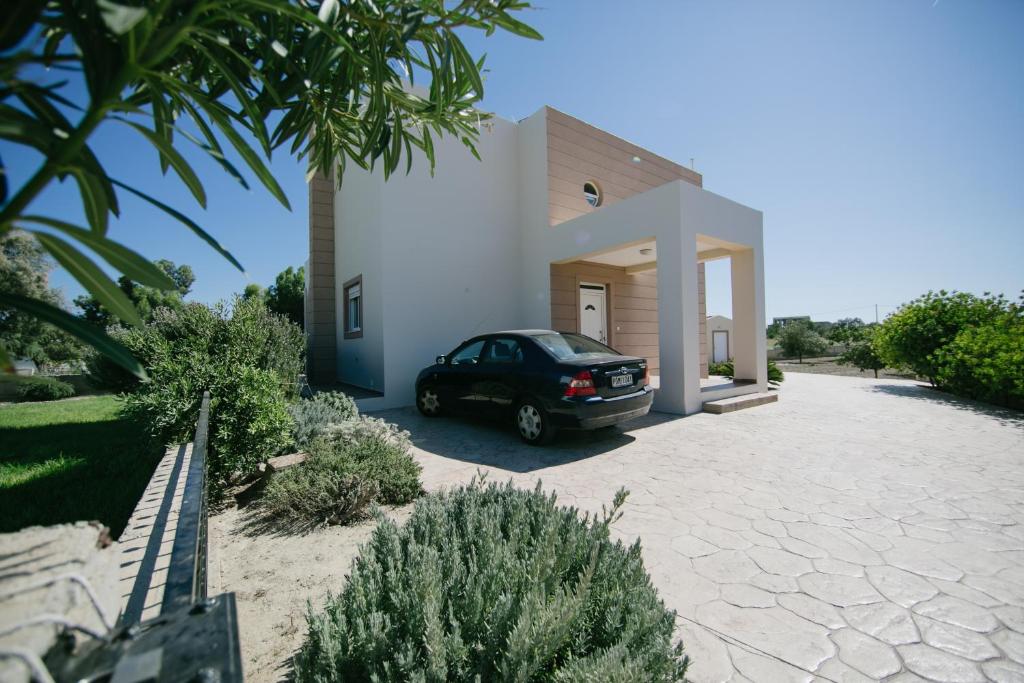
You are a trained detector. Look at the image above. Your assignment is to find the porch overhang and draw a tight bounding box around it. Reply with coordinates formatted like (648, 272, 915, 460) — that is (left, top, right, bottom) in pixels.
(540, 180, 767, 416)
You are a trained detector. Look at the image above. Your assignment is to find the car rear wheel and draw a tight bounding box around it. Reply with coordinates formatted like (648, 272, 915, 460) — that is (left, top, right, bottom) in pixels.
(515, 400, 556, 445)
(417, 386, 443, 417)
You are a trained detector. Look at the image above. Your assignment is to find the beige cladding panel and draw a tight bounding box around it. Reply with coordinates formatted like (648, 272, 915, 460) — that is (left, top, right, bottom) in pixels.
(307, 169, 337, 383)
(545, 107, 702, 227)
(550, 261, 709, 376)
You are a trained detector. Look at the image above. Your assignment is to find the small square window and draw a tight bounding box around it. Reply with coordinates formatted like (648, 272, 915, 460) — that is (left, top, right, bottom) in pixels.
(343, 276, 363, 339)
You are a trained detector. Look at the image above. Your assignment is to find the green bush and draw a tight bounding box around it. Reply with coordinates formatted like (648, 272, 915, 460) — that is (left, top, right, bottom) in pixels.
(707, 360, 732, 376)
(262, 415, 421, 527)
(838, 335, 886, 378)
(707, 360, 784, 386)
(85, 348, 142, 393)
(289, 391, 359, 449)
(873, 290, 1006, 385)
(871, 290, 1024, 409)
(933, 307, 1024, 409)
(209, 367, 294, 486)
(16, 376, 75, 401)
(118, 298, 303, 494)
(294, 480, 687, 682)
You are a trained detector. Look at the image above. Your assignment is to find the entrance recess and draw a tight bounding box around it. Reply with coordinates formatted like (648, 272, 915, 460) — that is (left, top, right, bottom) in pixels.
(579, 283, 607, 344)
(712, 330, 729, 363)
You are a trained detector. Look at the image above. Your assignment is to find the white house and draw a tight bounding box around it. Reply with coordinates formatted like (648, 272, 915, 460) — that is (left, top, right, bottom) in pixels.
(306, 106, 767, 415)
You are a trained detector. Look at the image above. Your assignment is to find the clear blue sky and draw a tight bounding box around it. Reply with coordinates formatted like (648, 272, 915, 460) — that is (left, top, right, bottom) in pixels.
(8, 0, 1023, 323)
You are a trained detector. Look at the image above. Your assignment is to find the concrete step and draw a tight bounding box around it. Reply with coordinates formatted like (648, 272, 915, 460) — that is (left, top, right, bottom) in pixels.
(703, 391, 779, 414)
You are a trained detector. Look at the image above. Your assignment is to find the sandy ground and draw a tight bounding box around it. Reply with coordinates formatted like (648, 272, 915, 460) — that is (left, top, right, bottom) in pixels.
(774, 356, 915, 379)
(208, 504, 413, 682)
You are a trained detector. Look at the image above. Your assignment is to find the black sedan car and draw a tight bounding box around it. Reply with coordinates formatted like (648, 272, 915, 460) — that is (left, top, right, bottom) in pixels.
(415, 330, 654, 444)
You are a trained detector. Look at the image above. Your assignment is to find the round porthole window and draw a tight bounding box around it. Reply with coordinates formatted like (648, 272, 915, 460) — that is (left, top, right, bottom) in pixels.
(583, 181, 602, 208)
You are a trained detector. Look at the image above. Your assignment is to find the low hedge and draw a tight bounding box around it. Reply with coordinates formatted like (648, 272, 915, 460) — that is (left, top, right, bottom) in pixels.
(708, 359, 784, 386)
(295, 480, 687, 681)
(16, 376, 75, 401)
(261, 415, 421, 527)
(288, 390, 359, 449)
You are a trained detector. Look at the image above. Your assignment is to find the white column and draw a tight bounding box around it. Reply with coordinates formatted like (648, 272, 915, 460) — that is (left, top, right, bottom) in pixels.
(730, 247, 768, 389)
(655, 228, 702, 414)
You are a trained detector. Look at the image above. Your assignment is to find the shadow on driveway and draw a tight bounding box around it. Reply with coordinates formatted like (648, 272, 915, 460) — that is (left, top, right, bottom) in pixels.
(868, 382, 1024, 428)
(373, 407, 684, 474)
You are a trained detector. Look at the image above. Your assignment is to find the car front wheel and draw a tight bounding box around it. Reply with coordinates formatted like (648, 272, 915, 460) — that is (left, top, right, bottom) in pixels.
(515, 400, 556, 445)
(417, 386, 443, 417)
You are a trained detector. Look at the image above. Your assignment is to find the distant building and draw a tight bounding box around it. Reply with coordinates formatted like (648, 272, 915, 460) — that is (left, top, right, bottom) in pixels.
(772, 316, 811, 328)
(11, 359, 38, 376)
(706, 315, 733, 364)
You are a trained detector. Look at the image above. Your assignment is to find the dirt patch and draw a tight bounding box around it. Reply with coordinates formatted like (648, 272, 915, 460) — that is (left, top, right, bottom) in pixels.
(774, 356, 916, 380)
(208, 504, 413, 682)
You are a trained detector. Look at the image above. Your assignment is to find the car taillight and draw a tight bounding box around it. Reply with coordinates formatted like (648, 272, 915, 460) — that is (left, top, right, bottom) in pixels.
(641, 365, 650, 386)
(565, 370, 597, 397)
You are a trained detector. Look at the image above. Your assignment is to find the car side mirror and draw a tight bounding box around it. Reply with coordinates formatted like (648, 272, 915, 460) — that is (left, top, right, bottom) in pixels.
(436, 355, 447, 366)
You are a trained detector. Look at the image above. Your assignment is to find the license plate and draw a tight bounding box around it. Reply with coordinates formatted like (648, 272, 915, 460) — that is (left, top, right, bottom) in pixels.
(610, 374, 633, 388)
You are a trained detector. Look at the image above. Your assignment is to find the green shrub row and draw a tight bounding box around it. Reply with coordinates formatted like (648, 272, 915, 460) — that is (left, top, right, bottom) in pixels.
(295, 480, 687, 682)
(707, 359, 784, 386)
(874, 291, 1023, 409)
(16, 375, 75, 401)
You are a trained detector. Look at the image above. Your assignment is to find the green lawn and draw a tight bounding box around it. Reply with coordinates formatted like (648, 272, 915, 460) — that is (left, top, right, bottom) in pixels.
(0, 395, 162, 538)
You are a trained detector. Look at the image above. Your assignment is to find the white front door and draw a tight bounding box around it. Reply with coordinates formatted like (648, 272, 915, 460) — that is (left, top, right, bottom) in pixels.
(712, 330, 729, 363)
(579, 283, 607, 344)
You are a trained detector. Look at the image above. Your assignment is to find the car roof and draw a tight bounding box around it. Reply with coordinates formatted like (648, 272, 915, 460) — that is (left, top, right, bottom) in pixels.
(488, 329, 561, 337)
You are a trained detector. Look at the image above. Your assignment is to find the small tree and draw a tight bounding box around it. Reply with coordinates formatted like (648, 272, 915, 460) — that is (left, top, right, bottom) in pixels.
(777, 321, 827, 363)
(827, 317, 866, 350)
(838, 338, 885, 378)
(265, 265, 305, 329)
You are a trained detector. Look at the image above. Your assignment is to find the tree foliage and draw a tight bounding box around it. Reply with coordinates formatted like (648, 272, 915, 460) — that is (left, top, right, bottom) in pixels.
(827, 317, 866, 349)
(0, 231, 82, 365)
(75, 259, 195, 327)
(776, 321, 827, 363)
(0, 0, 540, 375)
(265, 264, 304, 328)
(242, 283, 265, 301)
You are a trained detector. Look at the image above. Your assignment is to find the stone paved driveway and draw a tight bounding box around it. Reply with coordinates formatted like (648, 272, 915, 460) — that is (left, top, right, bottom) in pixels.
(375, 373, 1024, 682)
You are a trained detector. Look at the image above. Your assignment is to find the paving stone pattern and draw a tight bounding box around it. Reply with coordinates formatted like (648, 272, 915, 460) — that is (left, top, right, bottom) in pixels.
(376, 373, 1024, 682)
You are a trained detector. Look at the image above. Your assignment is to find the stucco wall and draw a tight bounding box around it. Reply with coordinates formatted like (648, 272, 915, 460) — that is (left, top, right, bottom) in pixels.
(335, 162, 385, 391)
(370, 118, 523, 408)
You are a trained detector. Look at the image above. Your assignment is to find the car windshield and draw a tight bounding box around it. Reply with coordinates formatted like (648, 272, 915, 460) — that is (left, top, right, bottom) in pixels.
(533, 332, 618, 360)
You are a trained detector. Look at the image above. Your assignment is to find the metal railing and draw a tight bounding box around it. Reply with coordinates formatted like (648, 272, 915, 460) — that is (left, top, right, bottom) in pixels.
(161, 391, 211, 612)
(49, 391, 243, 683)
